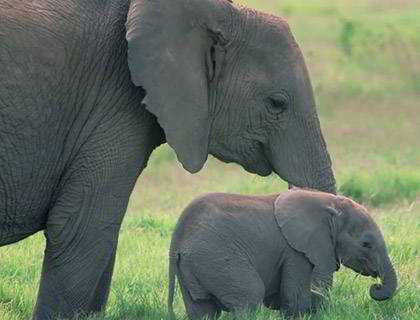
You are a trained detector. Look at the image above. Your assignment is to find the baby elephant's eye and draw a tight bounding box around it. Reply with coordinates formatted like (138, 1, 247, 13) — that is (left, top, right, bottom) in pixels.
(269, 97, 288, 113)
(361, 241, 372, 249)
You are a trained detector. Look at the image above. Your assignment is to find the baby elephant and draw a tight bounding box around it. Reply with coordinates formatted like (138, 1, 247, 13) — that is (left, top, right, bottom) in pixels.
(167, 189, 397, 319)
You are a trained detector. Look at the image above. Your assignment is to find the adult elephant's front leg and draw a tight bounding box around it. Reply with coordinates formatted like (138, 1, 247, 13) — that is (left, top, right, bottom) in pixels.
(32, 170, 131, 319)
(32, 106, 161, 319)
(34, 211, 120, 319)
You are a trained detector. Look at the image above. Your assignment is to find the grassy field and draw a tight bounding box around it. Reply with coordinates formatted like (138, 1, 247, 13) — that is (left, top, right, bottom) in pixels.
(1, 0, 419, 319)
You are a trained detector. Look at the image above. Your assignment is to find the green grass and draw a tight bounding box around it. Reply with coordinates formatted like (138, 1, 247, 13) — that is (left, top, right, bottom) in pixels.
(0, 206, 419, 320)
(1, 0, 419, 319)
(339, 169, 420, 206)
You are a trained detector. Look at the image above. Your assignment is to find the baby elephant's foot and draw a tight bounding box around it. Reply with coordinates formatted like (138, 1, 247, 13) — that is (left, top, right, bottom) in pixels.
(284, 309, 307, 319)
(232, 307, 259, 320)
(310, 291, 326, 312)
(283, 293, 325, 319)
(283, 292, 327, 319)
(185, 299, 221, 320)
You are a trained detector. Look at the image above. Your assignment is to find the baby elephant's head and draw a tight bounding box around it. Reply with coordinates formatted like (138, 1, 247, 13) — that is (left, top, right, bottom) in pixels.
(333, 196, 397, 301)
(274, 189, 397, 301)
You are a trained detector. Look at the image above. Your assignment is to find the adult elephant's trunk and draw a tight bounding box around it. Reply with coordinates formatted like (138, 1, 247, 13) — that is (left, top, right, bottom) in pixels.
(369, 253, 397, 301)
(268, 110, 336, 194)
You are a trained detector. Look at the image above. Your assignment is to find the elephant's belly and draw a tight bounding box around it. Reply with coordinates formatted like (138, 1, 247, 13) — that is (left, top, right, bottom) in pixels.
(0, 107, 64, 245)
(0, 143, 57, 246)
(0, 216, 46, 247)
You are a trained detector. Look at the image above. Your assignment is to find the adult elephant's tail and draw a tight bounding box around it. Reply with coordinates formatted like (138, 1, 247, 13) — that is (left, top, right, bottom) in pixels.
(168, 253, 178, 320)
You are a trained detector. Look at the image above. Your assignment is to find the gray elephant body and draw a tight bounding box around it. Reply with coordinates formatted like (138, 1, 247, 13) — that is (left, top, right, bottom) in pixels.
(1, 0, 336, 318)
(0, 1, 164, 320)
(171, 194, 284, 303)
(0, 1, 161, 243)
(1, 2, 164, 318)
(168, 190, 397, 319)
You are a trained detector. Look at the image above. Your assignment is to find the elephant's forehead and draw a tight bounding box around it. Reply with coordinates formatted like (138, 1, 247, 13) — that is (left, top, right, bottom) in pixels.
(251, 13, 296, 49)
(345, 198, 371, 218)
(245, 24, 301, 74)
(349, 208, 373, 230)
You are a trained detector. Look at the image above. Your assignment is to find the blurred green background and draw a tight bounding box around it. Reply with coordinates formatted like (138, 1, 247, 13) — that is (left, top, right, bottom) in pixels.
(0, 1, 419, 319)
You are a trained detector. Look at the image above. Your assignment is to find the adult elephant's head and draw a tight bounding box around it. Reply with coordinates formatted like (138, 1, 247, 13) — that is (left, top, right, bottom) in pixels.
(126, 0, 336, 193)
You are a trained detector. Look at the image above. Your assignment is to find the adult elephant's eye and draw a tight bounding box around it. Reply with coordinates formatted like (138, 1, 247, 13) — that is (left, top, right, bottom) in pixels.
(269, 97, 288, 114)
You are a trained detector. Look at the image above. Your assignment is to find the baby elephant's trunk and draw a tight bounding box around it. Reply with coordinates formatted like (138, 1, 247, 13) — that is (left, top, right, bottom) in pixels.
(369, 252, 397, 301)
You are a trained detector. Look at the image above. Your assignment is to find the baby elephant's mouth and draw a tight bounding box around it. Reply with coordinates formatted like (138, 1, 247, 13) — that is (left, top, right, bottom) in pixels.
(361, 269, 379, 278)
(354, 265, 379, 278)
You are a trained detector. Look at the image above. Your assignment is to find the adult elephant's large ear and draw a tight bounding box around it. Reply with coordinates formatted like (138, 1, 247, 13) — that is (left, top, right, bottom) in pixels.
(274, 190, 341, 282)
(125, 0, 231, 173)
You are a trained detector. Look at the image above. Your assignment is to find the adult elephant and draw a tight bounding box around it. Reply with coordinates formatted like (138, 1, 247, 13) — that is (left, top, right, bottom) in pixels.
(0, 0, 336, 319)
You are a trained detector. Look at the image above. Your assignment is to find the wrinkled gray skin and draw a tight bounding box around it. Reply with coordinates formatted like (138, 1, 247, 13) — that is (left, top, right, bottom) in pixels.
(1, 0, 335, 318)
(168, 189, 397, 319)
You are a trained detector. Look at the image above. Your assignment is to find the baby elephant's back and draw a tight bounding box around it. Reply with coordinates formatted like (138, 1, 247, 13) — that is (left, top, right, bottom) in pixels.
(170, 193, 281, 257)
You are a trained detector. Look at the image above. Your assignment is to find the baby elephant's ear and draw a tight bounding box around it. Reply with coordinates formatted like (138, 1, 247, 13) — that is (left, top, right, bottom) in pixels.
(274, 190, 340, 279)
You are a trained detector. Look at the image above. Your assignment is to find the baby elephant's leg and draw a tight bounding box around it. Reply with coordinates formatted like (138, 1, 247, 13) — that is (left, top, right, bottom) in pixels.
(186, 299, 221, 320)
(221, 275, 265, 318)
(178, 281, 221, 320)
(177, 263, 221, 320)
(310, 271, 333, 312)
(280, 251, 314, 317)
(194, 257, 265, 316)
